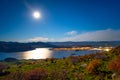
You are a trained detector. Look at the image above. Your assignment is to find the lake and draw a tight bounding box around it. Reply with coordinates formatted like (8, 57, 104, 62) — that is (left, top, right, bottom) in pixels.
(0, 48, 100, 60)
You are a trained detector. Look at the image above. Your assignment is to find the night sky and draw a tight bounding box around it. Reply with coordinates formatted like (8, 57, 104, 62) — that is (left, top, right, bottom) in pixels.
(0, 0, 120, 42)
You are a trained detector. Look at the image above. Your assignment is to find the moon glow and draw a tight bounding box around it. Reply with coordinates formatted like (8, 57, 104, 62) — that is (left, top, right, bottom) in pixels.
(33, 11, 41, 19)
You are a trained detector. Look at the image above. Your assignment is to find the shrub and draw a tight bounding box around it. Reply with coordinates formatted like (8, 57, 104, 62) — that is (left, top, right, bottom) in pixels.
(111, 46, 120, 55)
(94, 52, 107, 60)
(4, 71, 24, 80)
(86, 59, 101, 74)
(50, 69, 68, 80)
(108, 55, 120, 72)
(70, 56, 79, 65)
(73, 72, 85, 80)
(50, 70, 59, 79)
(0, 63, 10, 76)
(25, 68, 48, 80)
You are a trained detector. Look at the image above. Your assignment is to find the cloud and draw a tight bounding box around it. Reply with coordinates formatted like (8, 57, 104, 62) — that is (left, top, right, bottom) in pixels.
(18, 37, 56, 42)
(66, 30, 77, 36)
(62, 29, 120, 41)
(28, 37, 49, 42)
(18, 29, 120, 42)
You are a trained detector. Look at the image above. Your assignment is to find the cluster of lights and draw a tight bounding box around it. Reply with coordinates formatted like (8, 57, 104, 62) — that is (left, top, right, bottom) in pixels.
(104, 48, 110, 52)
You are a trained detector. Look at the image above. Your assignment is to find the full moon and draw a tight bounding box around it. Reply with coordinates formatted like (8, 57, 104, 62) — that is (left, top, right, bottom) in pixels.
(33, 11, 41, 19)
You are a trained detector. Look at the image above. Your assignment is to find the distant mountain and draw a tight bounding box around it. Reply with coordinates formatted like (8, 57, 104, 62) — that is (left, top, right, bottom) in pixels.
(0, 41, 120, 52)
(27, 42, 57, 48)
(0, 41, 34, 52)
(48, 41, 120, 47)
(0, 41, 56, 52)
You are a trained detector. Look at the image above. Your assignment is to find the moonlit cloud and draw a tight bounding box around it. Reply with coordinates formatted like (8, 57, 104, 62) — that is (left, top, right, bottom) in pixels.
(18, 29, 120, 42)
(66, 30, 77, 36)
(62, 29, 120, 41)
(28, 37, 49, 42)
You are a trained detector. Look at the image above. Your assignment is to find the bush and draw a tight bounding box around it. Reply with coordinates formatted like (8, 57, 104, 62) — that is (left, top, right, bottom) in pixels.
(50, 69, 68, 80)
(25, 68, 48, 80)
(86, 59, 101, 74)
(108, 55, 120, 72)
(111, 46, 120, 55)
(50, 70, 59, 79)
(3, 71, 24, 80)
(70, 56, 79, 65)
(0, 63, 10, 76)
(73, 72, 85, 80)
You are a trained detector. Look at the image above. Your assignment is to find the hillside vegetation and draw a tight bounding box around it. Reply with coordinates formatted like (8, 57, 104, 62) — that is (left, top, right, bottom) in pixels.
(0, 46, 120, 80)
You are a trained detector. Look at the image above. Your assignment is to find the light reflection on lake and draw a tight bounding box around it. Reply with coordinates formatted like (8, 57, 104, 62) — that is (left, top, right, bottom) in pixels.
(22, 48, 52, 59)
(0, 48, 100, 60)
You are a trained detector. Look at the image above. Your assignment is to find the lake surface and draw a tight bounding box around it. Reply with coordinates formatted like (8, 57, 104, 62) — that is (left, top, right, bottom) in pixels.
(0, 48, 100, 60)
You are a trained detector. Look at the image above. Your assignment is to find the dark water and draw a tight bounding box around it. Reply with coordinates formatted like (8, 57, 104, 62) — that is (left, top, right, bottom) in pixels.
(0, 48, 100, 60)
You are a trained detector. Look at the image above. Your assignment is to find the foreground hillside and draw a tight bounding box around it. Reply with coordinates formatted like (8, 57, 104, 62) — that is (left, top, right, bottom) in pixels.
(0, 46, 120, 80)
